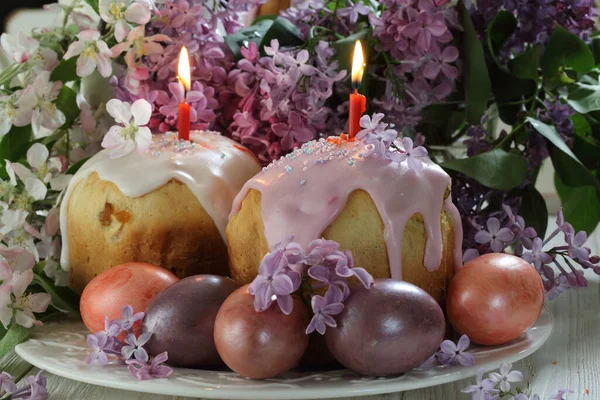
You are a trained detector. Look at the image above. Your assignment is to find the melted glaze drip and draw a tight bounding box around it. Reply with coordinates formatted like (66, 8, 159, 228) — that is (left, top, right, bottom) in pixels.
(60, 131, 260, 270)
(231, 139, 463, 278)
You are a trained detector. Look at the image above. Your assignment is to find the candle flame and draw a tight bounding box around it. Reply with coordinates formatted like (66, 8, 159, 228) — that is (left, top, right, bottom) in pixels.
(351, 40, 365, 89)
(178, 46, 191, 92)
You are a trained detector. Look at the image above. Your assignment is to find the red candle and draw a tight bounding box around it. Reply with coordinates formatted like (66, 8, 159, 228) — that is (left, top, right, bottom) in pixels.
(348, 41, 366, 139)
(177, 46, 191, 141)
(178, 102, 191, 141)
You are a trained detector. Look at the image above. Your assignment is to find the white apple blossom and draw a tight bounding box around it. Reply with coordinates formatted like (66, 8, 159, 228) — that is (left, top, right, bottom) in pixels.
(0, 161, 19, 204)
(0, 269, 51, 329)
(0, 247, 35, 272)
(10, 144, 70, 191)
(101, 99, 152, 158)
(0, 209, 41, 259)
(64, 30, 114, 78)
(99, 0, 152, 42)
(0, 93, 33, 136)
(111, 26, 169, 70)
(16, 72, 66, 136)
(0, 33, 39, 64)
(44, 2, 96, 31)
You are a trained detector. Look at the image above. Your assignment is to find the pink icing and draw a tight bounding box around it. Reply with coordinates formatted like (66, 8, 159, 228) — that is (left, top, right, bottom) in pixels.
(230, 139, 464, 279)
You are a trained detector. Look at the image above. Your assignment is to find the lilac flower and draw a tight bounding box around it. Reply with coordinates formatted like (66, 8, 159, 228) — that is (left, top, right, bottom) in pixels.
(337, 1, 371, 24)
(122, 332, 152, 362)
(86, 332, 113, 365)
(461, 368, 500, 400)
(116, 305, 144, 331)
(11, 370, 48, 400)
(272, 112, 315, 150)
(306, 285, 345, 335)
(463, 248, 480, 264)
(522, 238, 553, 269)
(546, 275, 571, 300)
(330, 250, 374, 288)
(356, 113, 398, 159)
(550, 389, 574, 400)
(392, 137, 429, 170)
(0, 371, 17, 395)
(248, 249, 301, 315)
(272, 233, 305, 264)
(475, 218, 515, 253)
(127, 352, 173, 381)
(565, 231, 590, 262)
(403, 11, 448, 51)
(488, 362, 523, 392)
(436, 334, 475, 366)
(422, 46, 459, 80)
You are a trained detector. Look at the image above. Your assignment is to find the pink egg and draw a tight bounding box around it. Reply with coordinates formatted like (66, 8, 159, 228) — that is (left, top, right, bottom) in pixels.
(447, 253, 544, 345)
(80, 263, 179, 334)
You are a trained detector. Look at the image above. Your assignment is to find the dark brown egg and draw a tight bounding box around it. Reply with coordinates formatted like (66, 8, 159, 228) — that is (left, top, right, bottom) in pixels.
(325, 279, 445, 376)
(141, 275, 240, 368)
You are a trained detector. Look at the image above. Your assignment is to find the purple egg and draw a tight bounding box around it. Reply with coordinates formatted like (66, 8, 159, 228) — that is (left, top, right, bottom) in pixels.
(141, 275, 240, 368)
(325, 279, 445, 376)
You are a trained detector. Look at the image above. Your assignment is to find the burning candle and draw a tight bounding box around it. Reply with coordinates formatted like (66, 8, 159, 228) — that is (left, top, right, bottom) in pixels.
(348, 40, 366, 139)
(177, 46, 191, 142)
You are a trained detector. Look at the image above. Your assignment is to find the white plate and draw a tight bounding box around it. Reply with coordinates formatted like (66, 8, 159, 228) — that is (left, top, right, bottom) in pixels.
(16, 310, 553, 399)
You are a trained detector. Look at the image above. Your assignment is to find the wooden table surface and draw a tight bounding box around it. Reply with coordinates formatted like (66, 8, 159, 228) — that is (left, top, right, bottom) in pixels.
(1, 219, 598, 400)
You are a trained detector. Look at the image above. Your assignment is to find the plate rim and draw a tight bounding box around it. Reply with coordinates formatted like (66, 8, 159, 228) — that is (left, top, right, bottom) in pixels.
(15, 309, 554, 399)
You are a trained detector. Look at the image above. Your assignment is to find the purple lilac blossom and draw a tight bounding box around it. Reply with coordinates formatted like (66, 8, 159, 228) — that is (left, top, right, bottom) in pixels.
(127, 352, 173, 381)
(11, 370, 49, 400)
(436, 334, 475, 367)
(474, 217, 515, 253)
(122, 332, 152, 362)
(488, 362, 523, 392)
(306, 285, 345, 335)
(248, 235, 374, 334)
(473, 0, 597, 57)
(461, 368, 500, 399)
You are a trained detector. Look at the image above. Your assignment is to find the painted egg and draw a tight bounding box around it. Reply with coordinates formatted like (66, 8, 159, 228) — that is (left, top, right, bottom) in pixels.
(214, 285, 310, 379)
(447, 253, 544, 345)
(325, 279, 445, 376)
(141, 275, 240, 368)
(80, 262, 178, 334)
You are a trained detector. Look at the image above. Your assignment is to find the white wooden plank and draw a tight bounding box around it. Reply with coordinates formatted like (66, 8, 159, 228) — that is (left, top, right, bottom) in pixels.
(0, 350, 34, 381)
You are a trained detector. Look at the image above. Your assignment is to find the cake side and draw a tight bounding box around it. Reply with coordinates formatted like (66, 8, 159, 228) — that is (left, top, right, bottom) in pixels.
(68, 173, 229, 293)
(227, 188, 455, 304)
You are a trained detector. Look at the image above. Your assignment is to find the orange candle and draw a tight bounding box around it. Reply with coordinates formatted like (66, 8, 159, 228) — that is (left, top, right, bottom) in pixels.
(177, 46, 191, 141)
(348, 41, 366, 139)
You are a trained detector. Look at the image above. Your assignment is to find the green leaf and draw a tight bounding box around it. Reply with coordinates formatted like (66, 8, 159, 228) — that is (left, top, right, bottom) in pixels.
(0, 125, 33, 162)
(224, 17, 304, 60)
(83, 0, 99, 14)
(0, 324, 30, 359)
(519, 185, 548, 238)
(419, 104, 465, 145)
(551, 143, 600, 189)
(486, 11, 517, 55)
(50, 58, 78, 83)
(541, 25, 595, 78)
(526, 117, 581, 164)
(66, 157, 91, 175)
(573, 136, 600, 171)
(458, 1, 492, 124)
(333, 30, 368, 75)
(570, 113, 592, 138)
(441, 148, 528, 190)
(565, 82, 600, 114)
(56, 86, 79, 129)
(555, 173, 600, 234)
(490, 64, 535, 124)
(33, 270, 79, 313)
(508, 45, 542, 81)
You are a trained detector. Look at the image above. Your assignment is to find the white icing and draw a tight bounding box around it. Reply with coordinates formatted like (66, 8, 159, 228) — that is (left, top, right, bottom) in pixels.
(59, 131, 261, 270)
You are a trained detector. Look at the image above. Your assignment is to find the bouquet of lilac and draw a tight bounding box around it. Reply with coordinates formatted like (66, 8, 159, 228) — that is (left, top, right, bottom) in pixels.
(86, 305, 173, 381)
(248, 234, 374, 335)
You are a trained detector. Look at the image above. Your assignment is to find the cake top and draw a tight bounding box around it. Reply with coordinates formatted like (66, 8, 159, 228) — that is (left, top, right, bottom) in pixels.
(231, 137, 463, 278)
(60, 131, 261, 269)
